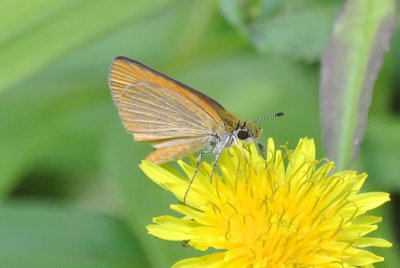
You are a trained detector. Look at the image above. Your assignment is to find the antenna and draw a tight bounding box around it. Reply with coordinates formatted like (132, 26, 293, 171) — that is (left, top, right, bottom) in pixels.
(253, 112, 284, 123)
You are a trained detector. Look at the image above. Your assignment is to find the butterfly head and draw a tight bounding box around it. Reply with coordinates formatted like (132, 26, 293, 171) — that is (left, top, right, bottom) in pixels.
(235, 121, 262, 144)
(234, 112, 284, 154)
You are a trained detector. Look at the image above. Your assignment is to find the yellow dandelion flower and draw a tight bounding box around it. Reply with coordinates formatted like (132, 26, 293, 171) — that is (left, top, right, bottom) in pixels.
(141, 138, 391, 267)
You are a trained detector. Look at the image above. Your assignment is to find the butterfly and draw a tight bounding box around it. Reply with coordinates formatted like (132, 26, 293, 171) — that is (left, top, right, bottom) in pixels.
(109, 56, 283, 202)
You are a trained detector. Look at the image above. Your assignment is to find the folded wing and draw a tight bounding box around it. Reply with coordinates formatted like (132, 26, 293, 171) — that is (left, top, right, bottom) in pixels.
(109, 57, 226, 164)
(116, 82, 221, 141)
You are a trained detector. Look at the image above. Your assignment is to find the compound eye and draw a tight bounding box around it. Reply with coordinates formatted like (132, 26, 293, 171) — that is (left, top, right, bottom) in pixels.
(237, 130, 250, 140)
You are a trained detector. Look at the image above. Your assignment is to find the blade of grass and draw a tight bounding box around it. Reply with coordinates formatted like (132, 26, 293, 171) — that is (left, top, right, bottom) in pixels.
(0, 0, 175, 92)
(319, 0, 396, 170)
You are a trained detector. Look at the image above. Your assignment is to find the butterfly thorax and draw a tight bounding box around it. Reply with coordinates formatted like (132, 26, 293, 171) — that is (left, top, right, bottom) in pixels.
(216, 110, 262, 141)
(208, 120, 262, 154)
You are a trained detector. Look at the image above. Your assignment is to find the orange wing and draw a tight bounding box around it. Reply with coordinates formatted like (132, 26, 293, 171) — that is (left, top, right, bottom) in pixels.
(109, 56, 228, 163)
(116, 82, 221, 140)
(110, 57, 224, 122)
(110, 57, 240, 130)
(145, 136, 210, 164)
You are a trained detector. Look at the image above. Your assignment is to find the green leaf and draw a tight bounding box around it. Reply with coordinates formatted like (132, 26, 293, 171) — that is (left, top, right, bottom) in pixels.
(219, 0, 341, 61)
(0, 201, 151, 267)
(319, 0, 396, 170)
(0, 0, 175, 92)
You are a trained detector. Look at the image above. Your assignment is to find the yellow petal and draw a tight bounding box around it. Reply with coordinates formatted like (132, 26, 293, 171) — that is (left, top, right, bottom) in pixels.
(147, 215, 199, 241)
(355, 237, 392, 248)
(172, 252, 226, 268)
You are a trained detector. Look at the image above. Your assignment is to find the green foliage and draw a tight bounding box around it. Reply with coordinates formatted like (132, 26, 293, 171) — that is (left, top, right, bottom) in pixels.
(0, 0, 399, 267)
(0, 202, 151, 267)
(0, 0, 174, 92)
(220, 0, 341, 61)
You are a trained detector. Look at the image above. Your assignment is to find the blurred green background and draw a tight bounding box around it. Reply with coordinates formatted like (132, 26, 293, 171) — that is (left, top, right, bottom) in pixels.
(0, 0, 399, 267)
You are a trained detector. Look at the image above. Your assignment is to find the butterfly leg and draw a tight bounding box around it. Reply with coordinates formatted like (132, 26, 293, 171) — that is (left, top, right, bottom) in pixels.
(183, 150, 212, 203)
(232, 134, 248, 162)
(210, 136, 234, 183)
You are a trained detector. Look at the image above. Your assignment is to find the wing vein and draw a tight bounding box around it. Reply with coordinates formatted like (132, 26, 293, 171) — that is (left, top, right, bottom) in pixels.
(120, 87, 211, 130)
(120, 103, 205, 130)
(128, 87, 205, 125)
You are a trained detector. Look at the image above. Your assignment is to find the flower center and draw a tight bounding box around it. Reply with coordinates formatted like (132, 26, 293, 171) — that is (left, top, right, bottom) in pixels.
(205, 158, 351, 265)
